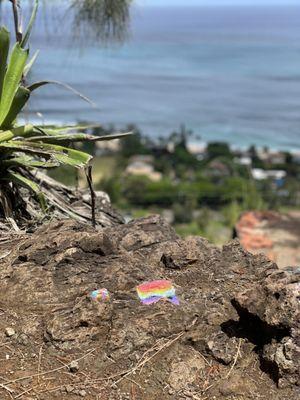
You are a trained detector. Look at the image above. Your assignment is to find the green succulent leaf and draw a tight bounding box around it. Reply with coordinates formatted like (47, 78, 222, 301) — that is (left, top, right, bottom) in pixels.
(87, 131, 132, 141)
(0, 43, 29, 126)
(0, 140, 58, 158)
(0, 27, 10, 103)
(34, 124, 99, 134)
(0, 140, 92, 168)
(21, 0, 39, 49)
(27, 80, 96, 107)
(0, 124, 34, 143)
(24, 50, 40, 77)
(44, 143, 92, 167)
(2, 155, 59, 169)
(27, 130, 132, 143)
(1, 87, 31, 129)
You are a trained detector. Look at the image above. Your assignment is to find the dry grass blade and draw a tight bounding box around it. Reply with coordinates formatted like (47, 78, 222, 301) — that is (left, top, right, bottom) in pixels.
(6, 217, 20, 232)
(3, 349, 95, 386)
(14, 385, 38, 399)
(113, 331, 185, 385)
(0, 382, 14, 398)
(0, 249, 11, 259)
(225, 338, 242, 378)
(37, 344, 44, 383)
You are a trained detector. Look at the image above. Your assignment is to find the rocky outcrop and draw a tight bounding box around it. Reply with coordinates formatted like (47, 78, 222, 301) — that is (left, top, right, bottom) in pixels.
(0, 215, 299, 399)
(232, 266, 300, 389)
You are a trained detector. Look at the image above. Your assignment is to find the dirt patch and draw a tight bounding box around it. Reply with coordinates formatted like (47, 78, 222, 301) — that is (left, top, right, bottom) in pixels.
(0, 215, 299, 399)
(235, 211, 300, 268)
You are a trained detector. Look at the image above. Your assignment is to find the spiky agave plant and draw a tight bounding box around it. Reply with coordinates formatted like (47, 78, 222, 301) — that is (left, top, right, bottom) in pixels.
(0, 0, 129, 225)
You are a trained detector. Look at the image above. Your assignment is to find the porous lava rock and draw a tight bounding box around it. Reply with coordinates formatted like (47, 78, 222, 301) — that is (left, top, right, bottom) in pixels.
(232, 266, 300, 389)
(0, 215, 299, 399)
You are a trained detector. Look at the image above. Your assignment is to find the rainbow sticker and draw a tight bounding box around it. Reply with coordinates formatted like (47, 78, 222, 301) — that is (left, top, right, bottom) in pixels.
(136, 280, 179, 305)
(90, 288, 110, 302)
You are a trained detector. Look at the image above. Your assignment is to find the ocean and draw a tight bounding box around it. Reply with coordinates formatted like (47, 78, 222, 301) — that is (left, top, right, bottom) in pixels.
(4, 5, 300, 150)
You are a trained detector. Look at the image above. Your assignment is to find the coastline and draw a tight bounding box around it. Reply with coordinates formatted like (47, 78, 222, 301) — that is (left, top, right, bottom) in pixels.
(20, 117, 300, 155)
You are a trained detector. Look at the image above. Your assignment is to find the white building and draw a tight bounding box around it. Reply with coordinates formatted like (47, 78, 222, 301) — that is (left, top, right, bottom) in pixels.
(237, 156, 252, 166)
(251, 168, 286, 181)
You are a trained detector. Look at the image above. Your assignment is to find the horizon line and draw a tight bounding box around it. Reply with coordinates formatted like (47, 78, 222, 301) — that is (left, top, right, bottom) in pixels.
(138, 4, 300, 8)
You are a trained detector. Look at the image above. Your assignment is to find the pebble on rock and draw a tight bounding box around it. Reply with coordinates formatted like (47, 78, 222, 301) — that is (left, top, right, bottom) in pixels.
(5, 327, 15, 337)
(69, 360, 79, 373)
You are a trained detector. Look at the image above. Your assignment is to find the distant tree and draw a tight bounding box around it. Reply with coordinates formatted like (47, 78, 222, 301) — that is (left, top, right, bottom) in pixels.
(0, 0, 133, 43)
(243, 181, 265, 210)
(206, 142, 233, 160)
(284, 152, 293, 164)
(248, 145, 257, 159)
(170, 124, 193, 145)
(248, 144, 265, 168)
(71, 0, 133, 41)
(167, 125, 199, 175)
(119, 125, 150, 158)
(122, 175, 177, 207)
(220, 177, 248, 203)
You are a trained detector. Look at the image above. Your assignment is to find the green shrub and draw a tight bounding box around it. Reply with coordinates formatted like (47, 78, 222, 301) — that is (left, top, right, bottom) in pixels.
(122, 175, 177, 207)
(206, 142, 233, 160)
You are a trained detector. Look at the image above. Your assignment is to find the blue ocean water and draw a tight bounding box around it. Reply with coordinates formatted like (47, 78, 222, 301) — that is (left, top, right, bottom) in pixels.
(14, 6, 300, 150)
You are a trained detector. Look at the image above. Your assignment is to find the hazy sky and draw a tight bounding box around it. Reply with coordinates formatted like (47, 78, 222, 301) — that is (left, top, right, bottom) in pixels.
(140, 0, 299, 6)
